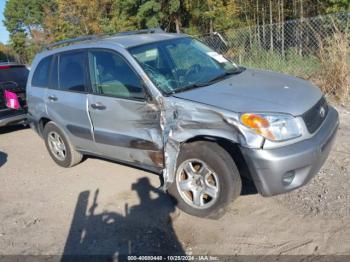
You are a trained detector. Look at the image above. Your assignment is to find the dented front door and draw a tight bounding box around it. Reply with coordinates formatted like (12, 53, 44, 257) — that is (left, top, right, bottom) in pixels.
(88, 94, 164, 169)
(86, 48, 164, 169)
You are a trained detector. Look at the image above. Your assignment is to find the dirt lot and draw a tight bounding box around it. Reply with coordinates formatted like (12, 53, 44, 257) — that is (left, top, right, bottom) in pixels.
(0, 104, 350, 258)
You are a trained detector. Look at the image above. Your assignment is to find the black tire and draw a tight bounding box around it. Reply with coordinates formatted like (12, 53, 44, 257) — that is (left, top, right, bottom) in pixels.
(168, 141, 242, 219)
(43, 122, 83, 168)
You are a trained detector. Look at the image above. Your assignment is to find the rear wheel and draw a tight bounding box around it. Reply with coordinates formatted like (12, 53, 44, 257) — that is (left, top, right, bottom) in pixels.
(168, 141, 242, 219)
(43, 122, 82, 167)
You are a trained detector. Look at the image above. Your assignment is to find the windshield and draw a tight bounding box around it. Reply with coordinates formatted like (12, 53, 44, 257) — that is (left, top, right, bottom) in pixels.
(129, 37, 240, 94)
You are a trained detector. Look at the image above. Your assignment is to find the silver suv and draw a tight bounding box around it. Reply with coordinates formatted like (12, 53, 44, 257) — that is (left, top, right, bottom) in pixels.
(27, 30, 339, 218)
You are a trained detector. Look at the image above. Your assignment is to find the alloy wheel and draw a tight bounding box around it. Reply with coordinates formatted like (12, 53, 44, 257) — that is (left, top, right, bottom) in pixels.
(176, 159, 219, 209)
(48, 131, 66, 161)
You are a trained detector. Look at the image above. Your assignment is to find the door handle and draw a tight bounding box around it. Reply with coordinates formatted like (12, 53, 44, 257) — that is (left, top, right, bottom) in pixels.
(48, 95, 58, 101)
(91, 102, 106, 110)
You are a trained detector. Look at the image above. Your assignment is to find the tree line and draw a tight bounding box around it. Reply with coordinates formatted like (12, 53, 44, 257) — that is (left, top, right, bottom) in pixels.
(1, 0, 349, 63)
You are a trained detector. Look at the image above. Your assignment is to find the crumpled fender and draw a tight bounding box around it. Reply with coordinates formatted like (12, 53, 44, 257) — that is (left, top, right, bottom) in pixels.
(157, 96, 264, 190)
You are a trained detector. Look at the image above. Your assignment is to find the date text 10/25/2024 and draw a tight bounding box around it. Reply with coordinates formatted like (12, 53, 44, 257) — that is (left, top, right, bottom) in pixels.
(127, 255, 220, 261)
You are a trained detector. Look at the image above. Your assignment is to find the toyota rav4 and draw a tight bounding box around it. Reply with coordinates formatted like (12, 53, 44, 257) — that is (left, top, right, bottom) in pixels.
(27, 30, 339, 218)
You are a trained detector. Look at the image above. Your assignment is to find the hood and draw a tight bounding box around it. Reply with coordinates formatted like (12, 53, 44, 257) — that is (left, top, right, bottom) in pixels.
(173, 68, 322, 116)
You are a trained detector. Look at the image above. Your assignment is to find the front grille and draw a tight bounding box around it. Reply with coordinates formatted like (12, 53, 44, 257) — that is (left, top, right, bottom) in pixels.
(302, 97, 328, 134)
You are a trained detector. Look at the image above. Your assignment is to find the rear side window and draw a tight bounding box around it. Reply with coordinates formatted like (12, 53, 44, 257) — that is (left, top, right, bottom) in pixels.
(0, 66, 29, 88)
(59, 52, 87, 92)
(32, 56, 52, 88)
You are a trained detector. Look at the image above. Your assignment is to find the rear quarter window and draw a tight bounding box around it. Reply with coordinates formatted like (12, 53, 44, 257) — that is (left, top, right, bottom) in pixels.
(58, 52, 87, 92)
(32, 56, 53, 88)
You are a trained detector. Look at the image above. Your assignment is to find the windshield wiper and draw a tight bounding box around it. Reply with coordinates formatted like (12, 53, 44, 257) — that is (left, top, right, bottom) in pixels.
(170, 82, 210, 94)
(205, 67, 245, 85)
(171, 67, 245, 95)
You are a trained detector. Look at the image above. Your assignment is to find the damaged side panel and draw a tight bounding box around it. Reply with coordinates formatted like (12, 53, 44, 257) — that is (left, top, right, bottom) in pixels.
(87, 93, 164, 169)
(157, 97, 264, 189)
(88, 88, 262, 187)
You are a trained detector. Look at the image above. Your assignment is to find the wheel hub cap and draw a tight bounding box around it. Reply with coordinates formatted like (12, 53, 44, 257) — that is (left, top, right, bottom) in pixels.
(48, 131, 66, 161)
(176, 159, 219, 209)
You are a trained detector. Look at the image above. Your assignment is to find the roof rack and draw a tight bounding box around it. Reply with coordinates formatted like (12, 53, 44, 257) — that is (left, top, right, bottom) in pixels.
(43, 28, 165, 51)
(114, 28, 164, 37)
(44, 35, 98, 50)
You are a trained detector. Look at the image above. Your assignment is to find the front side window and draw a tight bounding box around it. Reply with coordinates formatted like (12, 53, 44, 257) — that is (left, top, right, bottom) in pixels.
(129, 37, 240, 94)
(59, 52, 87, 92)
(89, 50, 144, 100)
(32, 56, 52, 88)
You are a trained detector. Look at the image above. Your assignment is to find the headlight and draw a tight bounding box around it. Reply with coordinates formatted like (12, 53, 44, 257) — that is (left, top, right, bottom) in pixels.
(240, 113, 301, 141)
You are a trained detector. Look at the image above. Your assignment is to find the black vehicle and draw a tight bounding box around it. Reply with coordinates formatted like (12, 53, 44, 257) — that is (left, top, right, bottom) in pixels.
(0, 63, 29, 127)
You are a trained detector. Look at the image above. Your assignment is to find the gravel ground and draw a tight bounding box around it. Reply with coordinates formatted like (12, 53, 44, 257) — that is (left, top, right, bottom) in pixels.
(0, 104, 349, 257)
(276, 105, 350, 218)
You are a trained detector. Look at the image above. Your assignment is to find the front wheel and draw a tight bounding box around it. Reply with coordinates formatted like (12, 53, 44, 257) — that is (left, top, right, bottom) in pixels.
(168, 141, 242, 219)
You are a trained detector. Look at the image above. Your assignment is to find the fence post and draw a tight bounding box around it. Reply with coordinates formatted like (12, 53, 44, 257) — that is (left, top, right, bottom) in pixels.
(269, 0, 274, 52)
(281, 0, 285, 57)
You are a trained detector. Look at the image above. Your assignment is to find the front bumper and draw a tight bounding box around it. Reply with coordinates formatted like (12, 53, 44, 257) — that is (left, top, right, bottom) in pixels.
(240, 106, 339, 196)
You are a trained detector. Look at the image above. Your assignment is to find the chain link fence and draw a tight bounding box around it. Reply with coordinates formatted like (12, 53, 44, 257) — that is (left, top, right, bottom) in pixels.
(198, 13, 350, 100)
